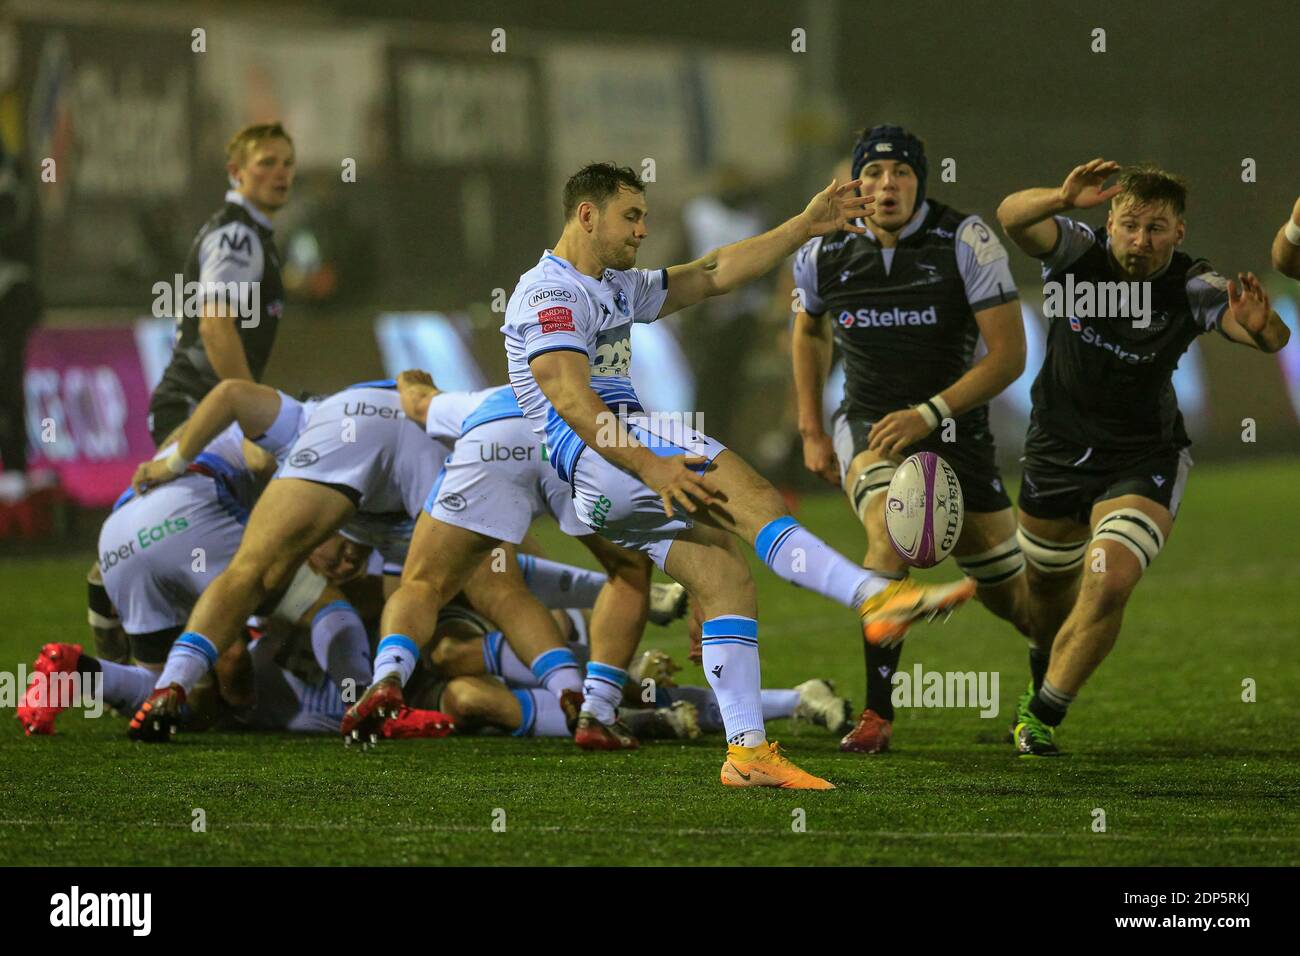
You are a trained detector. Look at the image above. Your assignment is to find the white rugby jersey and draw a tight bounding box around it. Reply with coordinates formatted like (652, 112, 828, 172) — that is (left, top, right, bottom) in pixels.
(501, 250, 669, 481)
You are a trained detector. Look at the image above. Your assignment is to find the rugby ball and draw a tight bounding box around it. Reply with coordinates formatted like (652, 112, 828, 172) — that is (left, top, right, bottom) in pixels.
(884, 452, 964, 568)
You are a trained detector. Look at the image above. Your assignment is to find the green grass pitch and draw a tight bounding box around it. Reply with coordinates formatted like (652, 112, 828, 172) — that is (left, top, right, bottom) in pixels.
(2, 459, 1298, 866)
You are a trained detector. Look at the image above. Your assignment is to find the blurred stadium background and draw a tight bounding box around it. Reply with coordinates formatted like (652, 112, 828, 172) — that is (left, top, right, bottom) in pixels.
(2, 0, 1298, 543)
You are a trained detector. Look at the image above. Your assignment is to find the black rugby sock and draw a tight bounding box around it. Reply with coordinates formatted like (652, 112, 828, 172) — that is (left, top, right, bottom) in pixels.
(1028, 679, 1074, 727)
(1028, 648, 1050, 692)
(864, 640, 903, 721)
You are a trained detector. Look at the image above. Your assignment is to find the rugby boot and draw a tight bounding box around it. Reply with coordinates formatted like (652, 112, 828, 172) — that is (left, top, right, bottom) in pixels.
(340, 676, 404, 748)
(793, 678, 853, 736)
(1013, 690, 1061, 756)
(380, 706, 455, 740)
(648, 581, 689, 626)
(839, 707, 893, 754)
(16, 642, 83, 736)
(859, 577, 976, 647)
(721, 741, 835, 790)
(128, 683, 186, 742)
(574, 711, 640, 750)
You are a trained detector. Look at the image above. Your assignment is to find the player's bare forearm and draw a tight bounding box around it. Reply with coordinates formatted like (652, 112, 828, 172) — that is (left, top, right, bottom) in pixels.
(1271, 201, 1300, 279)
(1236, 311, 1292, 353)
(179, 380, 281, 460)
(664, 217, 811, 316)
(529, 351, 656, 478)
(792, 310, 833, 435)
(936, 348, 1024, 419)
(935, 299, 1027, 417)
(199, 309, 255, 381)
(996, 187, 1067, 256)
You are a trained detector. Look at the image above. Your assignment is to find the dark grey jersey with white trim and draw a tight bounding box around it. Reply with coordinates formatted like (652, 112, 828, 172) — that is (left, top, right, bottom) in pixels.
(152, 191, 285, 409)
(793, 200, 1019, 430)
(1028, 216, 1230, 454)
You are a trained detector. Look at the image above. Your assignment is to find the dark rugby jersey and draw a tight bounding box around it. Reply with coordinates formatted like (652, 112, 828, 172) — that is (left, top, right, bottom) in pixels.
(152, 190, 285, 408)
(793, 200, 1019, 429)
(1028, 216, 1229, 453)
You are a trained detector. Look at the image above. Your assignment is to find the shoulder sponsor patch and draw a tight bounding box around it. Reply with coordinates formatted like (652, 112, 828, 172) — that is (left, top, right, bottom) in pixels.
(527, 287, 577, 308)
(959, 218, 1008, 266)
(538, 306, 576, 333)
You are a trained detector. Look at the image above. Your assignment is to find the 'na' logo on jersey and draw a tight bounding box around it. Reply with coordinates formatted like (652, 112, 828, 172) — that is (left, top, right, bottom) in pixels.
(220, 232, 253, 256)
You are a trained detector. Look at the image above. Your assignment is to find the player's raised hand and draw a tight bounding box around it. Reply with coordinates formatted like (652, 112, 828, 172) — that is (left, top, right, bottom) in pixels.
(1227, 272, 1271, 336)
(641, 454, 719, 518)
(131, 457, 181, 495)
(801, 431, 840, 486)
(801, 179, 876, 237)
(1060, 158, 1123, 209)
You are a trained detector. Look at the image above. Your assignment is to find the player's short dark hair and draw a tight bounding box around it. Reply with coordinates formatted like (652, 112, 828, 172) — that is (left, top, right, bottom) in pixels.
(226, 122, 294, 168)
(1114, 164, 1187, 218)
(562, 163, 645, 220)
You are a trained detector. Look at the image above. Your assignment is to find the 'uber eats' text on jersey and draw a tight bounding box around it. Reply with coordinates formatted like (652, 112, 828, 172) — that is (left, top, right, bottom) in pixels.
(152, 191, 285, 409)
(794, 201, 1018, 428)
(1028, 216, 1229, 454)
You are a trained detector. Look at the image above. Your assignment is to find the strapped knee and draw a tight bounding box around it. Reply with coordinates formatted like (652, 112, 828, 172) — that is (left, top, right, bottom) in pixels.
(955, 534, 1025, 586)
(1092, 508, 1165, 571)
(848, 462, 896, 525)
(1016, 525, 1088, 574)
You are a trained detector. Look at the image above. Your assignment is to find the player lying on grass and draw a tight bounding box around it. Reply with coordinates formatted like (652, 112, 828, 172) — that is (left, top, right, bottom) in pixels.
(792, 125, 1029, 755)
(424, 609, 853, 739)
(123, 378, 626, 744)
(475, 163, 977, 790)
(997, 160, 1290, 755)
(1271, 195, 1300, 280)
(342, 368, 663, 751)
(19, 431, 373, 735)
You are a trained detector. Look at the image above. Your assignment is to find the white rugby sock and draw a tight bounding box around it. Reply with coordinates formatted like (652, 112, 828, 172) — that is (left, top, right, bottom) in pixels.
(483, 631, 535, 686)
(762, 688, 801, 720)
(659, 685, 800, 732)
(155, 631, 218, 693)
(517, 554, 607, 609)
(701, 616, 765, 747)
(372, 634, 419, 687)
(529, 646, 583, 698)
(510, 689, 570, 737)
(754, 517, 886, 608)
(582, 662, 627, 724)
(309, 600, 372, 691)
(99, 659, 156, 713)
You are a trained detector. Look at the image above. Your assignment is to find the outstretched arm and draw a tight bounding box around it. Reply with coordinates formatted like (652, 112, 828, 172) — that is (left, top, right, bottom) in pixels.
(132, 379, 283, 492)
(997, 158, 1122, 257)
(659, 180, 874, 318)
(1219, 272, 1290, 353)
(1271, 196, 1300, 280)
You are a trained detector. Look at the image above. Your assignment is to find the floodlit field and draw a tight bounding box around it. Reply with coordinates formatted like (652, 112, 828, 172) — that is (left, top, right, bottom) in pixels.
(3, 460, 1298, 866)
